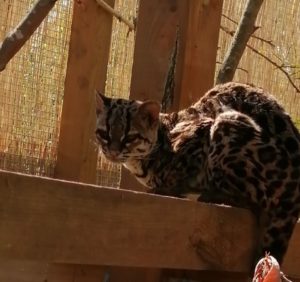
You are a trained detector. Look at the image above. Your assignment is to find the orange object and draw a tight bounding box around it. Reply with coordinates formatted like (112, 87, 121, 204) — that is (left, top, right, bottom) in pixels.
(252, 253, 281, 282)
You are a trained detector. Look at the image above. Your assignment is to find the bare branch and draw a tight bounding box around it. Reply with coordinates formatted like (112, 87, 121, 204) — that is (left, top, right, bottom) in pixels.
(0, 0, 58, 72)
(246, 44, 300, 93)
(220, 25, 300, 93)
(216, 60, 249, 74)
(222, 13, 239, 25)
(251, 34, 275, 47)
(222, 14, 275, 47)
(216, 0, 264, 84)
(95, 0, 135, 31)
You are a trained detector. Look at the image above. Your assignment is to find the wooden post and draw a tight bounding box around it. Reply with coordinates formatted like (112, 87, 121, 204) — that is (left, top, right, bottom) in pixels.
(120, 0, 180, 192)
(54, 0, 114, 184)
(120, 0, 223, 190)
(173, 0, 224, 110)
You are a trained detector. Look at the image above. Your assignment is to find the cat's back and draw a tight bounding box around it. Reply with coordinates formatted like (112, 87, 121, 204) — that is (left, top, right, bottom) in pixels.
(193, 82, 284, 118)
(191, 82, 300, 140)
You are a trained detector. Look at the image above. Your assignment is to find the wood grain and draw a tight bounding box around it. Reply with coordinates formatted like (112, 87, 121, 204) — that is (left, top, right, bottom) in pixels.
(54, 0, 114, 184)
(0, 170, 254, 271)
(0, 170, 299, 278)
(174, 0, 224, 110)
(120, 0, 180, 193)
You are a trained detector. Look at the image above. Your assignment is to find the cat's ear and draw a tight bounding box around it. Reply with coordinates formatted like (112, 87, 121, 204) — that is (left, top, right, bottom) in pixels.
(95, 90, 109, 115)
(136, 100, 161, 128)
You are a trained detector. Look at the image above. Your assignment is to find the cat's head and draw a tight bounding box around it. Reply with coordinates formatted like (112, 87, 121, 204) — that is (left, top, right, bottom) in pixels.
(95, 91, 161, 163)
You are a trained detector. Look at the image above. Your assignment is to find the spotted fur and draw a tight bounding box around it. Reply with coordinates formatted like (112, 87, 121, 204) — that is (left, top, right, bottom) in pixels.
(95, 82, 300, 268)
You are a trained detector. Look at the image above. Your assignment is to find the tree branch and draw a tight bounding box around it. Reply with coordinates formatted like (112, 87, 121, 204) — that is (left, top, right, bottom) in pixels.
(222, 14, 275, 48)
(0, 0, 58, 72)
(246, 44, 300, 93)
(95, 0, 135, 31)
(220, 25, 300, 93)
(216, 0, 264, 84)
(216, 61, 249, 74)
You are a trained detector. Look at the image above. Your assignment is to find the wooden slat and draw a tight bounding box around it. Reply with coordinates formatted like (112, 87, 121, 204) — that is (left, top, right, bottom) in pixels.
(163, 269, 300, 282)
(108, 267, 162, 282)
(0, 169, 255, 271)
(54, 0, 114, 184)
(174, 0, 224, 110)
(129, 0, 179, 102)
(0, 259, 49, 282)
(284, 221, 300, 278)
(120, 0, 179, 192)
(0, 170, 299, 278)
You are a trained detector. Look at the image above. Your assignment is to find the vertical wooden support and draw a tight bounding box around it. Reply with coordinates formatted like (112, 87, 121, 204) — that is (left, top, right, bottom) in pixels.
(55, 0, 114, 184)
(174, 0, 224, 110)
(120, 0, 180, 192)
(121, 0, 223, 190)
(128, 0, 179, 102)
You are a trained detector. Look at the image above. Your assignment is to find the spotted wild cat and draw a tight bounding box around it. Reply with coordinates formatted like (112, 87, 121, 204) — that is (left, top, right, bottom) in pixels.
(95, 82, 300, 270)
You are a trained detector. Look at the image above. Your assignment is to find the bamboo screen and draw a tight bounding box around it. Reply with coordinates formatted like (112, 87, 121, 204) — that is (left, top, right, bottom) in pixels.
(0, 0, 138, 186)
(217, 0, 300, 127)
(0, 0, 73, 176)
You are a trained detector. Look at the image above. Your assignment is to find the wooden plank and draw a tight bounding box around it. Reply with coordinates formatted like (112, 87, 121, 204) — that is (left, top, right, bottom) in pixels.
(108, 267, 162, 282)
(54, 0, 114, 184)
(0, 259, 49, 282)
(174, 0, 224, 110)
(120, 0, 179, 191)
(129, 0, 179, 102)
(162, 269, 248, 282)
(284, 220, 300, 278)
(0, 169, 255, 271)
(45, 264, 76, 282)
(163, 269, 300, 282)
(0, 170, 299, 277)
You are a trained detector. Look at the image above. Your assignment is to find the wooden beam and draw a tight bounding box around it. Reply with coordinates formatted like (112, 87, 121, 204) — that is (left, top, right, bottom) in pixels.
(0, 169, 255, 271)
(0, 259, 48, 282)
(129, 0, 179, 103)
(0, 170, 299, 278)
(54, 0, 114, 184)
(121, 0, 224, 190)
(0, 260, 99, 282)
(174, 0, 224, 110)
(120, 0, 179, 192)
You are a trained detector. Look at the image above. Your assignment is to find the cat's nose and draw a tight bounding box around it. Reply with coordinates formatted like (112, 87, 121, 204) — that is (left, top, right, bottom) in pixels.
(109, 147, 121, 161)
(110, 150, 119, 158)
(109, 142, 121, 152)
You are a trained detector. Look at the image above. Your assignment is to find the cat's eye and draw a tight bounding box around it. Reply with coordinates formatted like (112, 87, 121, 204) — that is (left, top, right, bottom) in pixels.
(124, 134, 140, 144)
(96, 129, 110, 142)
